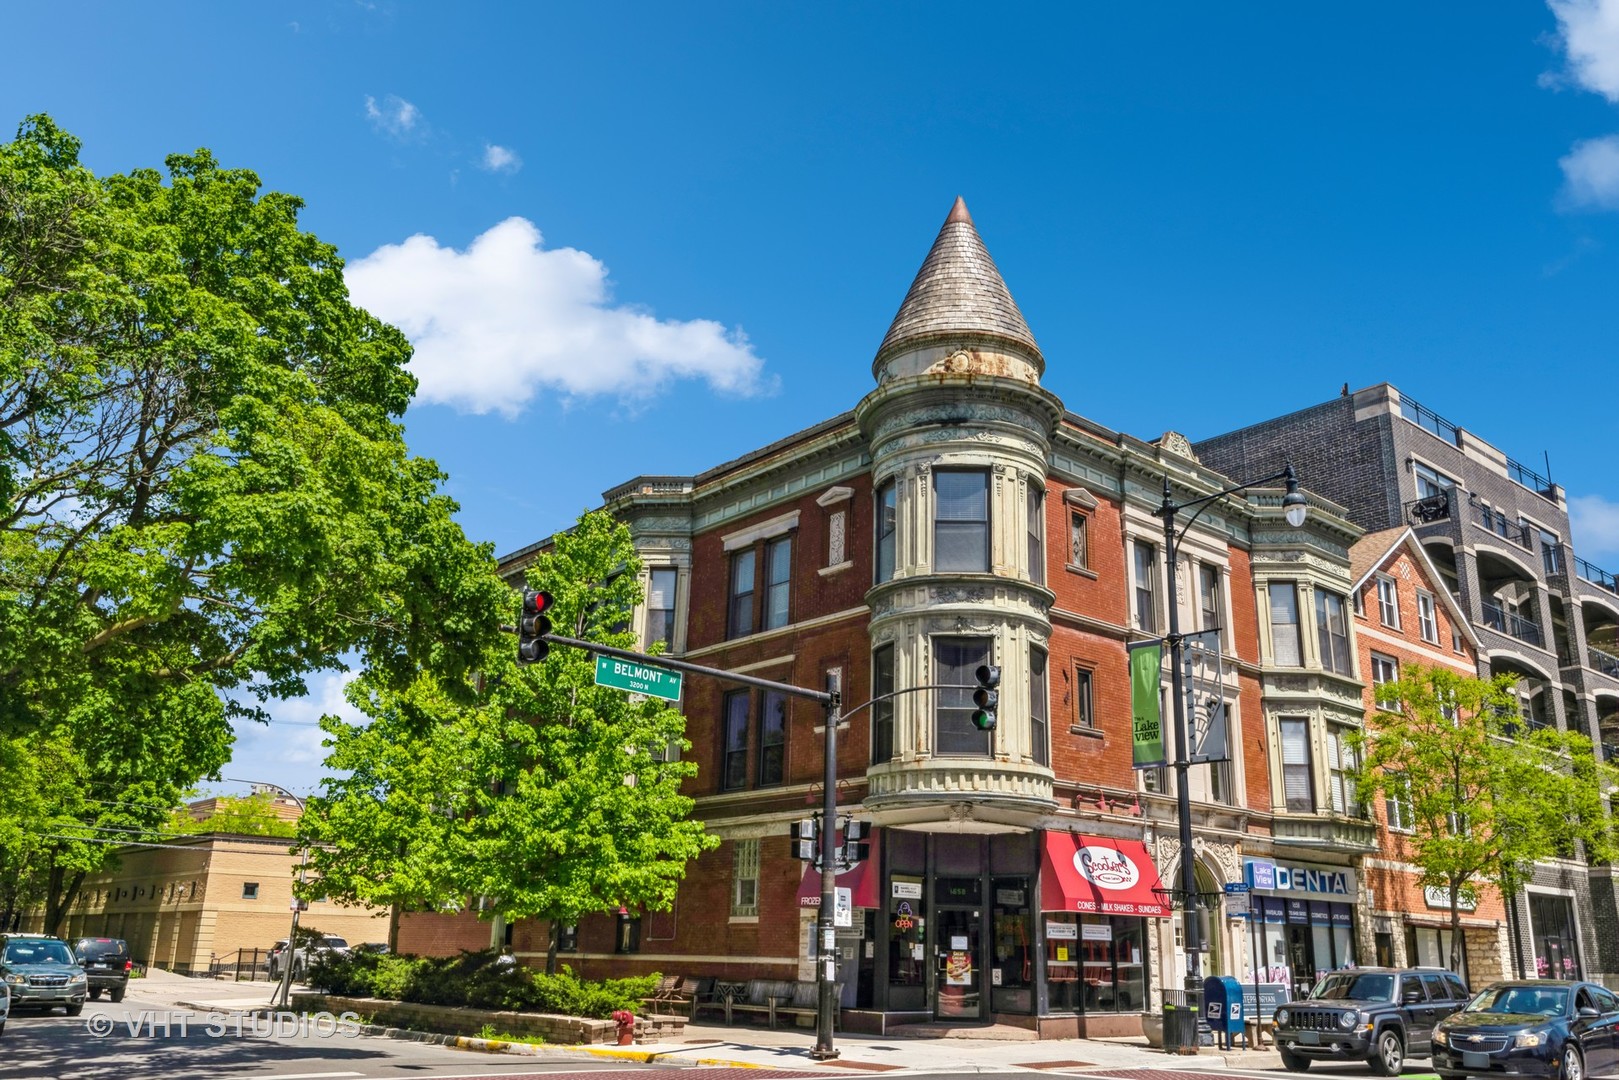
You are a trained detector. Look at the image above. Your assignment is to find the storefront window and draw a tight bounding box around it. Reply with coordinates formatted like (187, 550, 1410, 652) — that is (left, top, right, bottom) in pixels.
(992, 878, 1033, 1014)
(889, 876, 926, 990)
(1044, 913, 1145, 1013)
(1407, 925, 1467, 983)
(1529, 893, 1581, 980)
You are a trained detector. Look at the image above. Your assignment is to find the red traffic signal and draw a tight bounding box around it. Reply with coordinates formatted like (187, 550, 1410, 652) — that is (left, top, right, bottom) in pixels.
(518, 589, 554, 664)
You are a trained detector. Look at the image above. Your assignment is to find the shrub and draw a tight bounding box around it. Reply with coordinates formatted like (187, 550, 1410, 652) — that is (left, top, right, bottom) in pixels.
(306, 949, 658, 1019)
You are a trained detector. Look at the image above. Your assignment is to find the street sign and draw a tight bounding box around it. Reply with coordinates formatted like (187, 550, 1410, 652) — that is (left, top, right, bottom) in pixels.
(834, 887, 852, 928)
(594, 655, 683, 702)
(1224, 881, 1252, 917)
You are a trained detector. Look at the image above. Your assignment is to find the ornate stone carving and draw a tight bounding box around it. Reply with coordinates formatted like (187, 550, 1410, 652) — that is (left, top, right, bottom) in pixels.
(928, 585, 991, 604)
(829, 510, 847, 566)
(1158, 431, 1198, 461)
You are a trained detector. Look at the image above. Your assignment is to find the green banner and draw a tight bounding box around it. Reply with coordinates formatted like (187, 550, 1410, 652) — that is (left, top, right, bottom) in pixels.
(1130, 643, 1166, 769)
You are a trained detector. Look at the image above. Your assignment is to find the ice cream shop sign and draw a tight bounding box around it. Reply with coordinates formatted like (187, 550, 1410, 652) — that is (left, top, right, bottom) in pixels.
(1244, 858, 1356, 897)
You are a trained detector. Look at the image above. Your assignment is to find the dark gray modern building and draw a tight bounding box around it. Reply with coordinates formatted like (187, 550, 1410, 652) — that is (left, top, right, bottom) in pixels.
(1195, 381, 1619, 984)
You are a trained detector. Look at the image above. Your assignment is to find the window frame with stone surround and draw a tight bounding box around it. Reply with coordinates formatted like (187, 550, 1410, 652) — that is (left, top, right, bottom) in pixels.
(933, 469, 991, 574)
(934, 635, 993, 756)
(871, 644, 895, 764)
(731, 838, 760, 918)
(1269, 581, 1303, 667)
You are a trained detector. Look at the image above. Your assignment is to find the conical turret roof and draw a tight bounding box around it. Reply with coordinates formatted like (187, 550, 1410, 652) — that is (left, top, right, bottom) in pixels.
(873, 197, 1042, 374)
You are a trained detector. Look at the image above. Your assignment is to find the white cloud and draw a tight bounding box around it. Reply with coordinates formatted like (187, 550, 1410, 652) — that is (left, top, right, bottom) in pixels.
(1571, 494, 1619, 562)
(364, 93, 421, 137)
(481, 143, 521, 173)
(1546, 0, 1619, 102)
(346, 217, 770, 416)
(1560, 134, 1619, 207)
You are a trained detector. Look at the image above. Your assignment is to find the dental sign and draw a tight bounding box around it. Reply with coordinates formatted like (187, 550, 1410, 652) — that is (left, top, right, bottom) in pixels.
(1244, 858, 1356, 897)
(1076, 846, 1141, 891)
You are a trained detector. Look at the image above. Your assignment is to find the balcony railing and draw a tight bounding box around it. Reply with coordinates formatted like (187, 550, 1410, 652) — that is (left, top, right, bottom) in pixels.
(1399, 395, 1461, 447)
(1481, 599, 1544, 647)
(1508, 458, 1558, 501)
(1405, 492, 1453, 526)
(1472, 503, 1531, 549)
(1590, 646, 1619, 681)
(1576, 556, 1619, 596)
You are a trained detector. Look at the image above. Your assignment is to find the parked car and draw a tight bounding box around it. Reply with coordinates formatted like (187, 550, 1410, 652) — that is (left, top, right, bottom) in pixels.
(1273, 967, 1470, 1074)
(351, 942, 390, 955)
(72, 937, 131, 1003)
(1, 977, 10, 1036)
(1433, 980, 1619, 1080)
(264, 939, 289, 974)
(269, 935, 350, 980)
(0, 933, 88, 1016)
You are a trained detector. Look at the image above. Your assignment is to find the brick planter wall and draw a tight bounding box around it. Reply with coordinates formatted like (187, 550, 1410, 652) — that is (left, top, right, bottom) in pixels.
(291, 993, 640, 1044)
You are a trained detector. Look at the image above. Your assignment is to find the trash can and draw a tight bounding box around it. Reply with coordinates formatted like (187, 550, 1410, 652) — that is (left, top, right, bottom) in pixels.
(1203, 976, 1246, 1049)
(1162, 1003, 1200, 1054)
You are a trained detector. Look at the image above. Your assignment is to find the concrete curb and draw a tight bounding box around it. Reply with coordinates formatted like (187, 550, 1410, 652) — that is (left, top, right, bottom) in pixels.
(346, 1024, 773, 1070)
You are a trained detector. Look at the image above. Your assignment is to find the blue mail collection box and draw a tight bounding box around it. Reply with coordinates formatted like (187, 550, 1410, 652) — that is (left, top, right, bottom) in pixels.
(1203, 976, 1246, 1047)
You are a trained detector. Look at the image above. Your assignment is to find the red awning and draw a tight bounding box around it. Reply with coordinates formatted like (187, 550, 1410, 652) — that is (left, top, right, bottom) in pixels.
(796, 830, 881, 909)
(1040, 832, 1172, 918)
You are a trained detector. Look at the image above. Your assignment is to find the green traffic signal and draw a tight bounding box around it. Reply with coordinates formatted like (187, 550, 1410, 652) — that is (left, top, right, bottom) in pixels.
(972, 663, 1000, 731)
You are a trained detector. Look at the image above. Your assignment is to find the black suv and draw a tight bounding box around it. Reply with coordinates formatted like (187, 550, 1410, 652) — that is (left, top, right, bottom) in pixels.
(72, 938, 130, 1003)
(1274, 967, 1470, 1074)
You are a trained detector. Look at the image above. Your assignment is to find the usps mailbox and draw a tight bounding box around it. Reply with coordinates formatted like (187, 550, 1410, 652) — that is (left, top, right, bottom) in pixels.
(1203, 976, 1247, 1048)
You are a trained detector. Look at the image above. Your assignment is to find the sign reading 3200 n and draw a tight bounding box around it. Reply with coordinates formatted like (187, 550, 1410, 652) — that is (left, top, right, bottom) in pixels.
(594, 656, 683, 702)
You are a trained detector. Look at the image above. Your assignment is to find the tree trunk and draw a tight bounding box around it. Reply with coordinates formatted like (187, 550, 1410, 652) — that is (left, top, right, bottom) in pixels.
(387, 901, 402, 953)
(44, 864, 85, 938)
(546, 921, 560, 975)
(1507, 888, 1526, 979)
(1449, 878, 1464, 973)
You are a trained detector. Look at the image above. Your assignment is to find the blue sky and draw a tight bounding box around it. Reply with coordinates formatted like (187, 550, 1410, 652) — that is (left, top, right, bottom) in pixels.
(7, 1, 1619, 795)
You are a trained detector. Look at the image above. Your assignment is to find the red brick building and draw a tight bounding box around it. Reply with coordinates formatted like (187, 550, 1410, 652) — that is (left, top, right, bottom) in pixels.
(405, 199, 1368, 1037)
(1348, 527, 1510, 985)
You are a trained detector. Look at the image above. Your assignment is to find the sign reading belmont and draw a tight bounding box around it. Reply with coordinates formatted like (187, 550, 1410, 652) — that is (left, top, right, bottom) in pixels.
(594, 655, 683, 702)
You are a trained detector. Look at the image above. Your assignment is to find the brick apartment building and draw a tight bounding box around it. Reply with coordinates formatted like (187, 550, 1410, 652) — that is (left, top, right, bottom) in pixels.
(1196, 383, 1618, 984)
(405, 198, 1388, 1038)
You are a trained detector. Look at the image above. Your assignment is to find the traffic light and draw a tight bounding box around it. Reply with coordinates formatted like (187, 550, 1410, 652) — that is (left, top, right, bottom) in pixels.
(790, 817, 818, 861)
(972, 664, 1000, 731)
(841, 819, 870, 865)
(518, 589, 554, 664)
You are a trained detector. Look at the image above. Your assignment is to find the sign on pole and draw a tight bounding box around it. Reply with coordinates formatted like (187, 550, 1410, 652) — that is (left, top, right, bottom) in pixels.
(833, 887, 853, 928)
(594, 655, 683, 702)
(1224, 881, 1252, 917)
(1129, 641, 1166, 769)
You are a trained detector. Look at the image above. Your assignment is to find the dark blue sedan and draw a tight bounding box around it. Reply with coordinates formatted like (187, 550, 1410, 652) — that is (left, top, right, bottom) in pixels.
(1434, 981, 1619, 1080)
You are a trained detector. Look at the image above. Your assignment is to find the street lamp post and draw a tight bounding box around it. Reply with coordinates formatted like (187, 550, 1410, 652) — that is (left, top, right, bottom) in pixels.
(225, 778, 305, 1010)
(1156, 465, 1307, 1007)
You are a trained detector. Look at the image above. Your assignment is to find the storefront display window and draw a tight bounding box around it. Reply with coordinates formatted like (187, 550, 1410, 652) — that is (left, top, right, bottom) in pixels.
(1529, 893, 1581, 980)
(889, 875, 926, 990)
(992, 878, 1033, 1014)
(1256, 895, 1356, 996)
(1407, 925, 1467, 984)
(1044, 913, 1145, 1013)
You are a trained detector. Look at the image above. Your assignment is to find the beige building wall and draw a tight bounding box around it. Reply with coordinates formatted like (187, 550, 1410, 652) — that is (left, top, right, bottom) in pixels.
(28, 834, 386, 973)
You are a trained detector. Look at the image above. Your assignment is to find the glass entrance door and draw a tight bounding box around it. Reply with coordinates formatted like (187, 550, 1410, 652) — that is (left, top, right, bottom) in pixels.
(935, 908, 982, 1020)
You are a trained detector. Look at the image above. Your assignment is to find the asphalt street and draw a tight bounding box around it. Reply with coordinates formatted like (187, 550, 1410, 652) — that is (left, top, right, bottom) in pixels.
(0, 988, 1453, 1080)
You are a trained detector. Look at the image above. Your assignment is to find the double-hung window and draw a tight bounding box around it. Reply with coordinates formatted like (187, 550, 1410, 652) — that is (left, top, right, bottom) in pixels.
(757, 690, 787, 786)
(1027, 486, 1045, 585)
(1030, 647, 1049, 767)
(728, 550, 755, 638)
(721, 690, 750, 790)
(1068, 510, 1089, 571)
(1269, 582, 1302, 666)
(871, 645, 895, 764)
(1280, 717, 1314, 813)
(1315, 590, 1351, 674)
(647, 568, 677, 651)
(876, 481, 897, 583)
(1417, 590, 1439, 644)
(731, 838, 760, 917)
(934, 470, 989, 572)
(1386, 774, 1414, 832)
(1072, 666, 1095, 730)
(1133, 541, 1159, 633)
(1371, 653, 1400, 711)
(1327, 725, 1359, 815)
(935, 637, 992, 756)
(1199, 564, 1223, 635)
(1377, 575, 1400, 629)
(765, 536, 792, 630)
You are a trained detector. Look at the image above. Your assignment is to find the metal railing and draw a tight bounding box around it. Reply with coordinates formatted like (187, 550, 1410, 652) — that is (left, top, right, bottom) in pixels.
(1472, 504, 1531, 548)
(1481, 599, 1544, 646)
(196, 947, 277, 982)
(1405, 493, 1453, 526)
(1399, 395, 1461, 447)
(1576, 556, 1619, 595)
(1507, 458, 1557, 501)
(1590, 647, 1619, 681)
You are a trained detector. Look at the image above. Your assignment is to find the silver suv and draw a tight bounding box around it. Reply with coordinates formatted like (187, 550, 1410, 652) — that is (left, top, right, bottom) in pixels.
(0, 934, 88, 1016)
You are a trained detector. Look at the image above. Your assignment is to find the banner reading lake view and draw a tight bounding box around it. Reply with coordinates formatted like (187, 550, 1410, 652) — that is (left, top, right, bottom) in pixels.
(594, 655, 684, 702)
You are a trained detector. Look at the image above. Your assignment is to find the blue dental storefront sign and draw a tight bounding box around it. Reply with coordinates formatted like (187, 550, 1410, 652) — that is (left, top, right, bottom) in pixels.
(1244, 858, 1355, 898)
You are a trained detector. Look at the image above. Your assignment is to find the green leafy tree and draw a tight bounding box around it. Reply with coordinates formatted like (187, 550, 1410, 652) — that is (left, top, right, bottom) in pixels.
(298, 671, 488, 951)
(167, 793, 299, 838)
(466, 510, 718, 972)
(1351, 665, 1617, 973)
(0, 114, 506, 739)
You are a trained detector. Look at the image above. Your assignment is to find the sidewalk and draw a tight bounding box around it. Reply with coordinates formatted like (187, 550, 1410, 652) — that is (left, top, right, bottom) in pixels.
(132, 970, 1284, 1073)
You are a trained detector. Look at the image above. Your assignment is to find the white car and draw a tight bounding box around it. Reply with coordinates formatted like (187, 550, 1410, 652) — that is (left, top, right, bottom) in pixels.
(270, 935, 350, 980)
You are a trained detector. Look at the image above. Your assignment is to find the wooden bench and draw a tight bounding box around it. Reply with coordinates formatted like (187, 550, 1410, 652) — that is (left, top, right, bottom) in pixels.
(772, 979, 843, 1030)
(642, 974, 688, 1015)
(696, 978, 840, 1029)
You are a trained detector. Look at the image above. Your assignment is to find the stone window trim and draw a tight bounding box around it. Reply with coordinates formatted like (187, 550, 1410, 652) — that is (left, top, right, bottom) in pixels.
(730, 837, 761, 918)
(722, 510, 800, 553)
(1067, 662, 1100, 737)
(819, 485, 854, 576)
